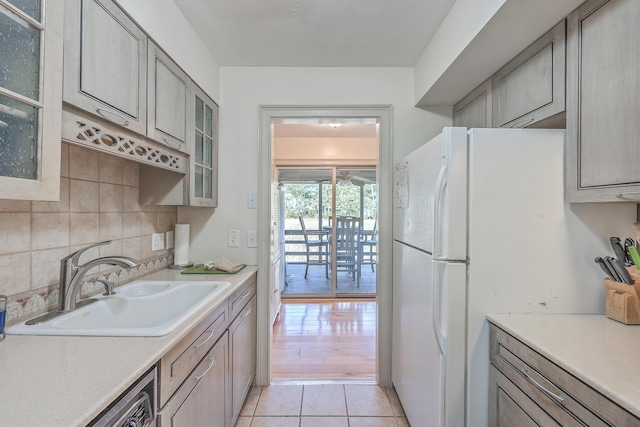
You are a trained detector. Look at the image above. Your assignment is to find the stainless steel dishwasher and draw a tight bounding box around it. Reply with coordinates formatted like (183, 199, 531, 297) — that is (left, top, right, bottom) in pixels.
(90, 366, 157, 427)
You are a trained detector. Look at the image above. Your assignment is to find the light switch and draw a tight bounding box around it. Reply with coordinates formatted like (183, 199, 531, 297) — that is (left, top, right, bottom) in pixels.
(228, 230, 240, 247)
(247, 231, 257, 247)
(165, 231, 174, 249)
(152, 233, 165, 251)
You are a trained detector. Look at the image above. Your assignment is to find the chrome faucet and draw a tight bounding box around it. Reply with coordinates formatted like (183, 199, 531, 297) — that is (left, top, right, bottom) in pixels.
(59, 240, 140, 312)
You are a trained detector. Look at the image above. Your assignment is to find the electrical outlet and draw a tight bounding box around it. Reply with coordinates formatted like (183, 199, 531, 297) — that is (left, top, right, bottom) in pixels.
(247, 192, 257, 209)
(152, 232, 165, 251)
(165, 231, 174, 249)
(228, 230, 240, 247)
(247, 230, 257, 247)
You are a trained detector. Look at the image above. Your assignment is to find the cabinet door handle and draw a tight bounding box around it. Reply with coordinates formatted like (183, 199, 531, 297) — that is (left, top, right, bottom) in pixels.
(509, 116, 535, 128)
(241, 306, 253, 320)
(162, 137, 182, 150)
(96, 108, 130, 127)
(193, 329, 215, 350)
(617, 193, 640, 201)
(194, 356, 217, 381)
(520, 367, 564, 402)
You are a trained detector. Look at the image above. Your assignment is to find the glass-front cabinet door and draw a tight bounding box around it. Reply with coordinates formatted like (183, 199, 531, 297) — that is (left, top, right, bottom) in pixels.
(0, 0, 64, 200)
(189, 84, 218, 207)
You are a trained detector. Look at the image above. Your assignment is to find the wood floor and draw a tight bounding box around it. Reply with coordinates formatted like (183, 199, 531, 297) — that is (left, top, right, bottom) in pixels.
(272, 298, 377, 382)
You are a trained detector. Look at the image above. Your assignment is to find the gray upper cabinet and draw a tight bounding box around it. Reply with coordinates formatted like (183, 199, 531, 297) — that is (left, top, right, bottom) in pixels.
(453, 79, 492, 128)
(493, 20, 566, 128)
(63, 0, 147, 135)
(147, 42, 190, 154)
(0, 0, 64, 201)
(566, 0, 640, 202)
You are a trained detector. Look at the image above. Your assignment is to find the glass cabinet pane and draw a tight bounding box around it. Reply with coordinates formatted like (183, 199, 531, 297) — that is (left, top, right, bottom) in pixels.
(195, 96, 203, 131)
(195, 166, 203, 197)
(195, 132, 203, 164)
(204, 169, 212, 198)
(205, 105, 212, 137)
(0, 5, 41, 100)
(204, 136, 212, 167)
(7, 0, 41, 21)
(0, 93, 39, 179)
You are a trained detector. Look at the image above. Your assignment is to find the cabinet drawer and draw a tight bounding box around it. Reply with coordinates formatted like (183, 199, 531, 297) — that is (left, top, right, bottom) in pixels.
(159, 300, 228, 407)
(158, 331, 229, 427)
(490, 325, 637, 426)
(490, 365, 561, 426)
(229, 277, 256, 321)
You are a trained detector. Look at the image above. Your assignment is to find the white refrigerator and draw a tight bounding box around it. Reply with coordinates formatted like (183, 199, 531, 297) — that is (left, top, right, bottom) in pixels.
(392, 127, 633, 427)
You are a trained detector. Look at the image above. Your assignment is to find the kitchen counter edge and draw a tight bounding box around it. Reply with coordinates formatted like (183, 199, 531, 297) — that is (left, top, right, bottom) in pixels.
(0, 266, 258, 427)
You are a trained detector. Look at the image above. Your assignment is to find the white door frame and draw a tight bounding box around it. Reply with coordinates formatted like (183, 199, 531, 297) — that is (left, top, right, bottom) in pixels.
(256, 105, 393, 386)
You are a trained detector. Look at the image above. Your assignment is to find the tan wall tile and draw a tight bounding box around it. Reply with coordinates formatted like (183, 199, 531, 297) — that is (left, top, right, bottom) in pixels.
(141, 212, 157, 235)
(140, 234, 154, 259)
(98, 153, 123, 185)
(123, 185, 141, 212)
(0, 213, 30, 254)
(0, 253, 31, 295)
(31, 247, 70, 290)
(70, 180, 99, 212)
(157, 212, 177, 233)
(0, 200, 31, 212)
(69, 145, 99, 181)
(33, 177, 70, 212)
(70, 213, 100, 245)
(32, 213, 70, 250)
(99, 213, 123, 241)
(122, 212, 142, 238)
(100, 183, 123, 212)
(122, 237, 142, 260)
(123, 160, 139, 186)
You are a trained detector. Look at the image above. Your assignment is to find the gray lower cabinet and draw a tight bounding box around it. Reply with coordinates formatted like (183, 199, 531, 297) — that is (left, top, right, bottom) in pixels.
(229, 294, 257, 424)
(158, 331, 230, 427)
(566, 0, 640, 202)
(452, 79, 492, 128)
(489, 324, 638, 426)
(157, 274, 257, 426)
(492, 20, 566, 128)
(63, 0, 147, 135)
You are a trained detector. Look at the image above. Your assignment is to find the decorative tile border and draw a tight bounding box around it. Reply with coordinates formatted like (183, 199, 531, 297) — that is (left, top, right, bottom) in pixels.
(5, 253, 173, 326)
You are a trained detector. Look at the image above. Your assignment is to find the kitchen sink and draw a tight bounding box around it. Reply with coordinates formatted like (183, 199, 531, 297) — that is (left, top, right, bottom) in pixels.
(6, 280, 231, 337)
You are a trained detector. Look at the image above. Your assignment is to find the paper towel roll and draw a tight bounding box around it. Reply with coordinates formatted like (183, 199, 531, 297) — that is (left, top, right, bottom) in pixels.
(174, 224, 190, 265)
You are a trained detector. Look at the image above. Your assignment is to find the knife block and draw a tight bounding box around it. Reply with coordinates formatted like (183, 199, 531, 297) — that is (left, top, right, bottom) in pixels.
(604, 269, 640, 325)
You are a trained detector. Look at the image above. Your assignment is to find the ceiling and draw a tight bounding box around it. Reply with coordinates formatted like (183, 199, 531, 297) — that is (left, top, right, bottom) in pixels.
(173, 0, 458, 67)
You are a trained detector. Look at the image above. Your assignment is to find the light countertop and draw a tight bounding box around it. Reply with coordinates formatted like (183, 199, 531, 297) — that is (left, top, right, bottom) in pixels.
(0, 266, 257, 427)
(487, 314, 640, 418)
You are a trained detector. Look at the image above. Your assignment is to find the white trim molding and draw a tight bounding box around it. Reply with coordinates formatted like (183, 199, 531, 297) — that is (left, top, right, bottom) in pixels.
(256, 105, 393, 387)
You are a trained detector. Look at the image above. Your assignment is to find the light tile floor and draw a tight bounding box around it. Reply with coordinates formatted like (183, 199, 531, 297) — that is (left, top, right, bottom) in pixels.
(235, 384, 409, 427)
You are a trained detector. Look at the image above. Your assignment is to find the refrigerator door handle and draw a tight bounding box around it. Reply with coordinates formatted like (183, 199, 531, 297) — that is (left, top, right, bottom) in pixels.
(432, 261, 447, 357)
(433, 163, 447, 262)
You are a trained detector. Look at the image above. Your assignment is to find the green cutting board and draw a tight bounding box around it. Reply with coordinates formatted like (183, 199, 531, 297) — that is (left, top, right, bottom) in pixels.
(181, 264, 247, 274)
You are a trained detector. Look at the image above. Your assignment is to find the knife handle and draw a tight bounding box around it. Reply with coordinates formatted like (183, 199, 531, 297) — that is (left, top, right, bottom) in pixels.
(611, 257, 634, 285)
(604, 256, 623, 282)
(610, 237, 628, 264)
(628, 246, 640, 269)
(595, 257, 614, 280)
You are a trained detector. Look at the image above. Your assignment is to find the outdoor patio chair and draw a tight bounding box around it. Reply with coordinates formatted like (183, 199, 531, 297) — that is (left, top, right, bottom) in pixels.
(332, 216, 360, 283)
(299, 216, 329, 279)
(360, 220, 377, 272)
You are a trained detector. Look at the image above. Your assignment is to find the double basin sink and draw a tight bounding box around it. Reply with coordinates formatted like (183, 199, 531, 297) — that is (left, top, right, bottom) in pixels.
(7, 280, 230, 337)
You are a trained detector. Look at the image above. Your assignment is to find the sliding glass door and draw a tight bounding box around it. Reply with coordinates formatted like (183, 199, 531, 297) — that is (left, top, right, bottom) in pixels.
(279, 167, 377, 297)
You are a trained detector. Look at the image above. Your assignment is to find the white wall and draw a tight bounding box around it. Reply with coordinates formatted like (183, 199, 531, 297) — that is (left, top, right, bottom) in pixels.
(117, 0, 220, 102)
(274, 137, 377, 165)
(181, 67, 451, 264)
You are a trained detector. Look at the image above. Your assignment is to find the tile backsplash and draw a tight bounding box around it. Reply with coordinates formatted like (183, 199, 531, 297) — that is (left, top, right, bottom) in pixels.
(0, 143, 177, 325)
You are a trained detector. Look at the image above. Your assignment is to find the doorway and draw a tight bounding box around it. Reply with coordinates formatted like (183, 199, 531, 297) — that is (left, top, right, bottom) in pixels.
(278, 167, 378, 297)
(257, 106, 393, 387)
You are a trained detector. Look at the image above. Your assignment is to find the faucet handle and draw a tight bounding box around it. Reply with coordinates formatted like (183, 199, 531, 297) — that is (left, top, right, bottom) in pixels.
(63, 240, 113, 266)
